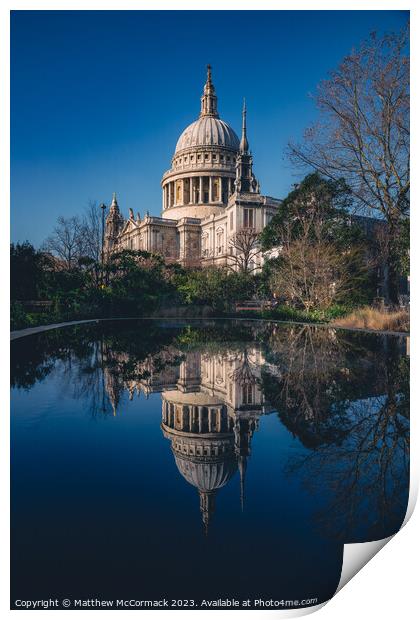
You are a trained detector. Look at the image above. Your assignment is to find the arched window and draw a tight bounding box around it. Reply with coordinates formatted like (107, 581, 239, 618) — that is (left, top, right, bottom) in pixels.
(216, 228, 224, 254)
(213, 178, 220, 201)
(243, 208, 254, 229)
(202, 233, 209, 257)
(176, 181, 182, 204)
(242, 383, 253, 405)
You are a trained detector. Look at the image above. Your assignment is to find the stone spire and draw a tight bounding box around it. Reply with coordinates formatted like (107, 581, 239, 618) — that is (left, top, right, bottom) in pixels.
(238, 455, 247, 512)
(233, 413, 260, 512)
(105, 192, 124, 256)
(199, 490, 216, 536)
(239, 99, 249, 154)
(104, 367, 122, 417)
(200, 64, 219, 118)
(235, 101, 259, 194)
(109, 192, 120, 215)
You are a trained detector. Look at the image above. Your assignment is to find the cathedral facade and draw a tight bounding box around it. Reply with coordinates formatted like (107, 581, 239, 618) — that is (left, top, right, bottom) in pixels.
(103, 66, 281, 270)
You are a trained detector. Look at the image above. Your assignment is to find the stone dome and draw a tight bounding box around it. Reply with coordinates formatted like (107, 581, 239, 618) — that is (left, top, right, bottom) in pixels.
(175, 116, 240, 154)
(174, 453, 237, 492)
(161, 65, 240, 222)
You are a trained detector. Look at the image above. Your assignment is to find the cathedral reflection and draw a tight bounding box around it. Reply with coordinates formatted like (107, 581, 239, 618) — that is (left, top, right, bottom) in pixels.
(103, 345, 269, 532)
(93, 323, 409, 541)
(11, 321, 409, 545)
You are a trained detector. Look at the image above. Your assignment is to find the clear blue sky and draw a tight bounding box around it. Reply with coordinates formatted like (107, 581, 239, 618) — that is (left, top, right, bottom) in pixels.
(11, 10, 408, 247)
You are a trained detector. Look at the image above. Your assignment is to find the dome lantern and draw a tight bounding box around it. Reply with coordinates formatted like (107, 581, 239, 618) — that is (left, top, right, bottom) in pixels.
(200, 64, 219, 118)
(161, 66, 241, 221)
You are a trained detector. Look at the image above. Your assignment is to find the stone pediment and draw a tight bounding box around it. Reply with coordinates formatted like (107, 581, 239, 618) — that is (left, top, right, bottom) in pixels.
(120, 219, 139, 235)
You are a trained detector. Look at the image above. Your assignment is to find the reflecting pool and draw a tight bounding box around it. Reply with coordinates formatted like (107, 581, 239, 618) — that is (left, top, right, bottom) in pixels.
(11, 320, 410, 610)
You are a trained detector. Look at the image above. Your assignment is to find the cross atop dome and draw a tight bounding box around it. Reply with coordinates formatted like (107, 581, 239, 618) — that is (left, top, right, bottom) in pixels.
(200, 64, 219, 118)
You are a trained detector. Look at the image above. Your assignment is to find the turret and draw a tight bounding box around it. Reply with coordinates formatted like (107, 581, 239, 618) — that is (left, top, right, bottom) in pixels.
(239, 98, 249, 154)
(104, 193, 124, 256)
(199, 490, 216, 536)
(233, 412, 260, 512)
(235, 100, 259, 194)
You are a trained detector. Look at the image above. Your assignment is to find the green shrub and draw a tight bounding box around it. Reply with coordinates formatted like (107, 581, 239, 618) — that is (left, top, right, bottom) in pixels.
(259, 303, 355, 324)
(11, 302, 31, 330)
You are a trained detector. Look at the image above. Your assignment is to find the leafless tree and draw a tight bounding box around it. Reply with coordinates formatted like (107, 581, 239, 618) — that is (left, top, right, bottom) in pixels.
(78, 201, 103, 285)
(264, 324, 353, 425)
(181, 238, 201, 269)
(288, 27, 409, 303)
(80, 200, 102, 263)
(269, 215, 364, 311)
(228, 348, 259, 386)
(42, 215, 84, 270)
(227, 228, 261, 274)
(263, 325, 409, 541)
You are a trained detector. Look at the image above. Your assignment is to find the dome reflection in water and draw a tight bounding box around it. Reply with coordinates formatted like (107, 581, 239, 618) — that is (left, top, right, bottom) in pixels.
(10, 320, 409, 609)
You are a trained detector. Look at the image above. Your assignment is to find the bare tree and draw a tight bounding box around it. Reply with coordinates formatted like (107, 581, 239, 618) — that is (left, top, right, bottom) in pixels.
(281, 335, 409, 541)
(228, 348, 259, 386)
(80, 200, 102, 263)
(228, 228, 261, 274)
(288, 27, 409, 304)
(181, 237, 201, 269)
(269, 207, 366, 310)
(271, 228, 357, 311)
(78, 201, 103, 285)
(42, 216, 84, 270)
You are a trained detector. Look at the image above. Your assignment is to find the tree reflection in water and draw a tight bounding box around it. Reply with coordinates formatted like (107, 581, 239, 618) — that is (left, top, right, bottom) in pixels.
(261, 325, 409, 542)
(11, 319, 409, 542)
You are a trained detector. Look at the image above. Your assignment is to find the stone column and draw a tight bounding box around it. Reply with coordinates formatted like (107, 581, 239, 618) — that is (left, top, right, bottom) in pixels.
(181, 179, 185, 206)
(189, 407, 193, 432)
(162, 187, 166, 211)
(209, 176, 213, 203)
(190, 178, 193, 204)
(199, 177, 203, 203)
(198, 406, 203, 433)
(219, 177, 222, 202)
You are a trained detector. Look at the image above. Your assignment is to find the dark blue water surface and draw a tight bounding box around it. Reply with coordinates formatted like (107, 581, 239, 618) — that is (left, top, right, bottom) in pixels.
(11, 320, 409, 610)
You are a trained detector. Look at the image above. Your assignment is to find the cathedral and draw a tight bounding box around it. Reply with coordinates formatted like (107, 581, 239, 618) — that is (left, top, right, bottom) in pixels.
(103, 66, 281, 269)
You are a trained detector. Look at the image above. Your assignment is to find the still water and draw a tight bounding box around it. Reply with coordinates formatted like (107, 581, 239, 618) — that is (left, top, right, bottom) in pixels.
(11, 320, 409, 610)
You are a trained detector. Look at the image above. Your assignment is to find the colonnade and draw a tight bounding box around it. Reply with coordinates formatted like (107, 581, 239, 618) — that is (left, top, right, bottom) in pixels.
(162, 400, 228, 434)
(162, 176, 235, 210)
